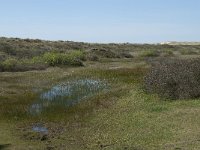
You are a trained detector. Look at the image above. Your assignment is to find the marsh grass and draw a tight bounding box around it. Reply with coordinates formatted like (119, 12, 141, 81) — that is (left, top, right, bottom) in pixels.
(0, 67, 145, 122)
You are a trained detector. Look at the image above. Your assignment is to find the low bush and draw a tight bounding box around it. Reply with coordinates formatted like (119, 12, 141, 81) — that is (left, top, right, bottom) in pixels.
(140, 50, 160, 57)
(68, 50, 86, 61)
(43, 52, 61, 66)
(0, 58, 47, 72)
(0, 51, 8, 62)
(0, 42, 17, 55)
(87, 54, 99, 61)
(0, 50, 85, 72)
(180, 49, 198, 55)
(89, 48, 120, 58)
(161, 49, 174, 57)
(0, 58, 18, 71)
(119, 52, 134, 58)
(144, 58, 200, 100)
(31, 56, 45, 64)
(43, 51, 85, 66)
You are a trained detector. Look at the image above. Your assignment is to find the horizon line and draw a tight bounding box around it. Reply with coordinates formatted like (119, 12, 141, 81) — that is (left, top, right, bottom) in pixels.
(1, 36, 200, 45)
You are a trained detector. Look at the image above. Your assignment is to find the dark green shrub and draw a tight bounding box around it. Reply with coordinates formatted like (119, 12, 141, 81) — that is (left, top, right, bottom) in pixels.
(144, 58, 200, 100)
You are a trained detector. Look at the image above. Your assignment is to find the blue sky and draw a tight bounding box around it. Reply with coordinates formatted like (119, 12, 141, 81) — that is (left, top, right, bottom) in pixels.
(0, 0, 200, 43)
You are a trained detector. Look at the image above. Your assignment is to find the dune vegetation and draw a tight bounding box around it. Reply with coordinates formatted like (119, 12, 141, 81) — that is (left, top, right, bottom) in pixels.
(1, 37, 200, 149)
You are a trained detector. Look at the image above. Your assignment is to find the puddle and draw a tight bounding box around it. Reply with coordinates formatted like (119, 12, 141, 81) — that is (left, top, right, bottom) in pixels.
(32, 125, 48, 134)
(30, 79, 108, 114)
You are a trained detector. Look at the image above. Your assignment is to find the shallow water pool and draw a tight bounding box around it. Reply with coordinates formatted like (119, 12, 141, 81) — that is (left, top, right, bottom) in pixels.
(30, 79, 108, 114)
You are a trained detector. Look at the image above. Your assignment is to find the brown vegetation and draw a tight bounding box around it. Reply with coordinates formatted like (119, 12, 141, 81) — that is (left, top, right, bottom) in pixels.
(145, 58, 200, 99)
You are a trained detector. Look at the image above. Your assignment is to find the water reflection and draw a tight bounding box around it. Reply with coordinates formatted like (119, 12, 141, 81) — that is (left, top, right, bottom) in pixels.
(32, 125, 48, 134)
(30, 79, 108, 114)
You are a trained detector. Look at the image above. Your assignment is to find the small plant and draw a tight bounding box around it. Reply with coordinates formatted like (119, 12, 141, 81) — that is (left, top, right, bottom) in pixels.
(144, 58, 200, 100)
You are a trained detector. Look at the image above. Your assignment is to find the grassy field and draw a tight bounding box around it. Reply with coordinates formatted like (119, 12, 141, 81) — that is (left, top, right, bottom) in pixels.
(1, 38, 200, 150)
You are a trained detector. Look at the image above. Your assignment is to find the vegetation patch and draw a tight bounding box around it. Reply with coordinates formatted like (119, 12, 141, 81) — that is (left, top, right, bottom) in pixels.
(43, 50, 85, 66)
(140, 50, 160, 57)
(2, 37, 200, 149)
(145, 58, 200, 100)
(0, 51, 85, 72)
(87, 48, 120, 59)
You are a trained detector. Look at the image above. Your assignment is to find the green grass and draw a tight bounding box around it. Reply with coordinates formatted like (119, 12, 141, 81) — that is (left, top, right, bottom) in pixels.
(67, 88, 200, 150)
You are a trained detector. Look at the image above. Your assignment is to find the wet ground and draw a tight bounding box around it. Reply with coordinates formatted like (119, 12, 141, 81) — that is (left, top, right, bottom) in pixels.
(30, 78, 109, 115)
